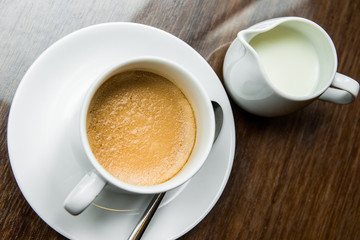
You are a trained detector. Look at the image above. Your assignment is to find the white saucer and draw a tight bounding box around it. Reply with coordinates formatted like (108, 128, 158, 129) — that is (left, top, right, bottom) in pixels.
(7, 23, 235, 240)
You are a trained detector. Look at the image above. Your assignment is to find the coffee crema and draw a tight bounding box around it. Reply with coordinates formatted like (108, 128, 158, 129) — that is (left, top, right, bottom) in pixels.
(86, 70, 196, 186)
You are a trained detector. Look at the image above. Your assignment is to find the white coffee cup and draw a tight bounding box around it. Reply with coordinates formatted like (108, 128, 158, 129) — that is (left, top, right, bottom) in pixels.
(64, 57, 215, 215)
(223, 17, 359, 117)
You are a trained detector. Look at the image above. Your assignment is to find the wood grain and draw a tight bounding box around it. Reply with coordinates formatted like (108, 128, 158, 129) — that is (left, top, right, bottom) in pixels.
(1, 0, 359, 239)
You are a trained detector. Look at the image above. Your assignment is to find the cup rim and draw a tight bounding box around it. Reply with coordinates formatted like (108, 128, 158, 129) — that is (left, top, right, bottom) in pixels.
(80, 56, 215, 194)
(239, 16, 338, 101)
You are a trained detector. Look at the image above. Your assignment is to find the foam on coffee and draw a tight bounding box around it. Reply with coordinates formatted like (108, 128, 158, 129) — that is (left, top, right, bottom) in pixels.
(86, 70, 196, 186)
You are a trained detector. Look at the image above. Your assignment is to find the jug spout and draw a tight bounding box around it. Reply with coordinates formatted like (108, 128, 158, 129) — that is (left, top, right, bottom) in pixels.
(223, 31, 273, 107)
(237, 17, 289, 44)
(237, 28, 261, 45)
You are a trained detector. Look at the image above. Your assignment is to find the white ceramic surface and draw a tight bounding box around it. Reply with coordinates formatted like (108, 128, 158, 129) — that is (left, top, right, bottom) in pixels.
(7, 22, 235, 240)
(223, 17, 359, 117)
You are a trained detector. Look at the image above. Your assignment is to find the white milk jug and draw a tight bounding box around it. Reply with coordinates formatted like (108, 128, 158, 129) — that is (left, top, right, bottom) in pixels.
(223, 17, 359, 117)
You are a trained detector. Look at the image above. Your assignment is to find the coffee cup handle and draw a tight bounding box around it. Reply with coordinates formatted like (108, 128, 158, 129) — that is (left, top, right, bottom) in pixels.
(64, 171, 106, 215)
(319, 73, 359, 104)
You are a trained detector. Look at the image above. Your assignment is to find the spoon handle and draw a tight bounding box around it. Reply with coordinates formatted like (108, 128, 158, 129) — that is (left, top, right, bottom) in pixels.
(128, 192, 165, 240)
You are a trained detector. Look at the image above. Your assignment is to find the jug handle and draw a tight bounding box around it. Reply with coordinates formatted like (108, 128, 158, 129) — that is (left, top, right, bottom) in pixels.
(319, 73, 359, 104)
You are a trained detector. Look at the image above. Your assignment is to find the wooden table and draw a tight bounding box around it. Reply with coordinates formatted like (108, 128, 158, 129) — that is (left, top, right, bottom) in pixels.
(1, 0, 359, 239)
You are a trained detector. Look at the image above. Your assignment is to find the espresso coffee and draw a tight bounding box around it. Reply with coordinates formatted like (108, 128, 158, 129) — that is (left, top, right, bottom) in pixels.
(86, 70, 196, 186)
